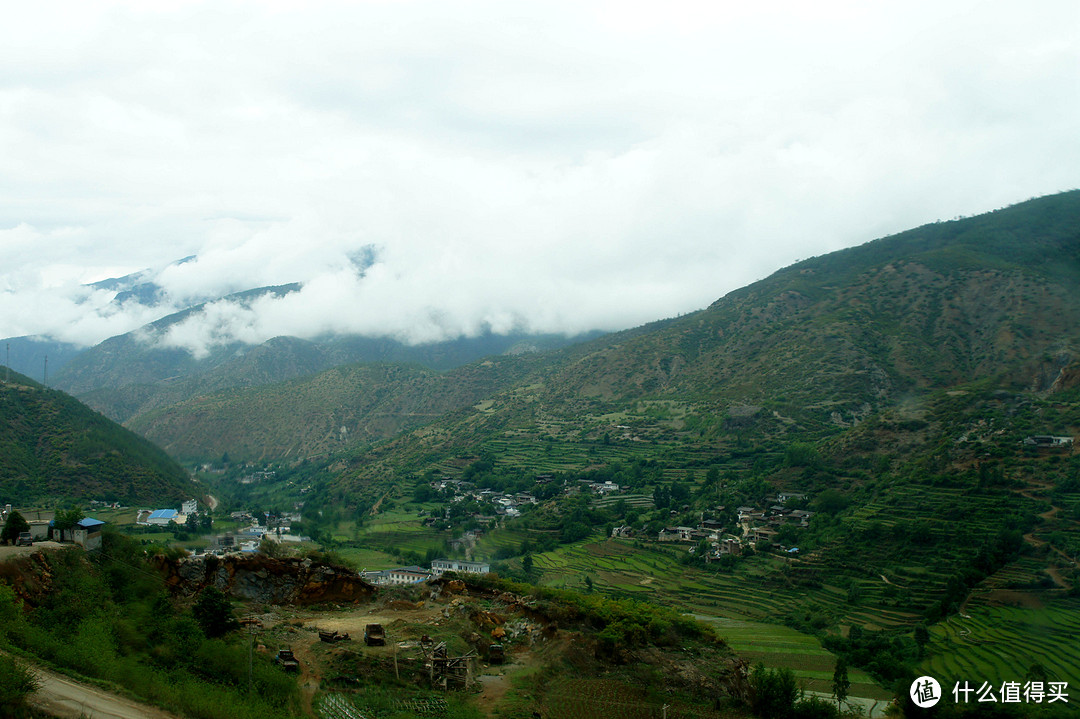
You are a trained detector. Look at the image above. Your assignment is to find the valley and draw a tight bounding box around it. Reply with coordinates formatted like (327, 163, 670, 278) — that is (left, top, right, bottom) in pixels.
(2, 193, 1080, 718)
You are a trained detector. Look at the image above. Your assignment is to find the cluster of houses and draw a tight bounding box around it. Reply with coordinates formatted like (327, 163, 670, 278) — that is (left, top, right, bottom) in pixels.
(736, 493, 816, 545)
(361, 558, 492, 586)
(428, 478, 538, 519)
(1023, 435, 1074, 450)
(198, 510, 308, 554)
(612, 492, 817, 560)
(565, 478, 622, 496)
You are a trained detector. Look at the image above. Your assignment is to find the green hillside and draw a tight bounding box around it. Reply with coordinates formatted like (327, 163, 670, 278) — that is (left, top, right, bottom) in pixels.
(0, 369, 193, 504)
(127, 356, 546, 462)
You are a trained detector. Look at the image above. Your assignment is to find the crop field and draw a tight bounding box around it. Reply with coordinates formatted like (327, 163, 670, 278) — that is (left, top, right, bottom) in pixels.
(346, 510, 446, 556)
(532, 539, 921, 631)
(921, 596, 1080, 692)
(698, 616, 892, 708)
(334, 546, 400, 570)
(539, 678, 742, 719)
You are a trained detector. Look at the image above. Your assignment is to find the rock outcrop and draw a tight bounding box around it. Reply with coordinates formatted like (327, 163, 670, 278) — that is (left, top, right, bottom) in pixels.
(155, 553, 375, 605)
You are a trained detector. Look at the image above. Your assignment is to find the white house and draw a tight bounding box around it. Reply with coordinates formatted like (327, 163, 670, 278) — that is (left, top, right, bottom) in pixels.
(430, 558, 491, 576)
(363, 566, 433, 586)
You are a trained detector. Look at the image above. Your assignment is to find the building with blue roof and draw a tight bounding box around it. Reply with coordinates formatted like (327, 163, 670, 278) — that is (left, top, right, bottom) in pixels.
(73, 518, 105, 551)
(146, 509, 179, 526)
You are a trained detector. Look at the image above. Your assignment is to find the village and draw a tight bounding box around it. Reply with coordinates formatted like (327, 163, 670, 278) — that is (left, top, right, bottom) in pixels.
(2, 471, 818, 591)
(356, 474, 819, 587)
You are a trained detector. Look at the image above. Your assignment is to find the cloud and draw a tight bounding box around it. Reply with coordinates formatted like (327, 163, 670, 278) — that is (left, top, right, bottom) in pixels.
(1, 0, 1078, 353)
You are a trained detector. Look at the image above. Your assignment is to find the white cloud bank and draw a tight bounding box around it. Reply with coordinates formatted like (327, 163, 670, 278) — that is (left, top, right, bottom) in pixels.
(1, 0, 1078, 354)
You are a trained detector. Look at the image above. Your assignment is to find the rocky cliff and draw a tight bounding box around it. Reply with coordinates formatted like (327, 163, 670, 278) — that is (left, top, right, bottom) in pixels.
(156, 553, 375, 605)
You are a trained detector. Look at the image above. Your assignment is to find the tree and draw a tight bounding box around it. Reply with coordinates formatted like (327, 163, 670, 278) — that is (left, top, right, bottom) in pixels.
(192, 587, 239, 638)
(1, 510, 30, 544)
(522, 554, 534, 580)
(913, 624, 930, 657)
(750, 664, 801, 718)
(51, 507, 84, 540)
(832, 657, 850, 715)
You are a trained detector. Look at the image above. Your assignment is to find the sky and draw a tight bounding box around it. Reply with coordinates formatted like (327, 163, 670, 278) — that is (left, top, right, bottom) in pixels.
(2, 0, 1078, 356)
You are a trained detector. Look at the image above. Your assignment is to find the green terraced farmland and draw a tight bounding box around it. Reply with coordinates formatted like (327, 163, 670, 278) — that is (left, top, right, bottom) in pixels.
(921, 597, 1080, 694)
(697, 616, 890, 702)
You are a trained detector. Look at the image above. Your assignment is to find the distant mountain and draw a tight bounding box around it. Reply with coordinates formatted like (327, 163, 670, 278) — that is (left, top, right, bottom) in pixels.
(0, 336, 84, 381)
(0, 369, 194, 505)
(54, 307, 593, 430)
(323, 191, 1080, 491)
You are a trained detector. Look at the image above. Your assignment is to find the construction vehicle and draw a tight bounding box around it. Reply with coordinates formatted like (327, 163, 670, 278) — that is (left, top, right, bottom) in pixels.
(364, 623, 386, 646)
(487, 643, 505, 664)
(319, 629, 350, 643)
(274, 648, 299, 673)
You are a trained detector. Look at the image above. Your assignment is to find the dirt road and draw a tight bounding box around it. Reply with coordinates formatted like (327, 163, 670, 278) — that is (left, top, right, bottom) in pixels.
(0, 541, 64, 561)
(28, 663, 183, 719)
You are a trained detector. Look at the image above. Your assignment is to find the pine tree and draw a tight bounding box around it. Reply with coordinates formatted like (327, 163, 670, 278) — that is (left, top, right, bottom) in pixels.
(832, 657, 850, 715)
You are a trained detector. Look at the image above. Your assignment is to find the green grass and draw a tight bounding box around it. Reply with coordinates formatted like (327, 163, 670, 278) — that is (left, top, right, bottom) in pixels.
(333, 546, 400, 571)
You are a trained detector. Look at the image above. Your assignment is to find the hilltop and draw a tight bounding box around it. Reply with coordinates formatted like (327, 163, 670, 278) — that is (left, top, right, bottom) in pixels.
(0, 369, 194, 505)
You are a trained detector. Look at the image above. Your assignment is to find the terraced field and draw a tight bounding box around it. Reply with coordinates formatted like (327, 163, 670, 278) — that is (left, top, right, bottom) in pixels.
(530, 538, 901, 710)
(921, 596, 1080, 694)
(345, 509, 446, 556)
(532, 539, 922, 630)
(697, 616, 890, 703)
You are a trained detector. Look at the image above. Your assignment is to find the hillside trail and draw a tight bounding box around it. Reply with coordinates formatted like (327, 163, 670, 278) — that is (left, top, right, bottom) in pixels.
(288, 637, 322, 717)
(475, 648, 532, 715)
(1013, 479, 1077, 581)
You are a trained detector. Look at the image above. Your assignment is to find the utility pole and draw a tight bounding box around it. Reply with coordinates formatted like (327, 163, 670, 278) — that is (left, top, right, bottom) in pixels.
(4, 343, 9, 383)
(248, 624, 255, 693)
(43, 355, 48, 386)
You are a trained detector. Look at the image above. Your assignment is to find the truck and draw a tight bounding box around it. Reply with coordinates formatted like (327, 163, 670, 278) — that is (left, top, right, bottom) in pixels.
(487, 643, 505, 664)
(16, 532, 33, 547)
(364, 623, 386, 646)
(274, 648, 299, 673)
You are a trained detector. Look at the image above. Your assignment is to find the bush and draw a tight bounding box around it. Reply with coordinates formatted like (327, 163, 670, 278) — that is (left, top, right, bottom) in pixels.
(750, 664, 801, 718)
(0, 654, 38, 711)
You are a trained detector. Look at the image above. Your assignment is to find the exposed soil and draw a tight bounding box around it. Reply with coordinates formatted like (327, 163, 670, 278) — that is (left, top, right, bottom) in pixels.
(475, 670, 512, 713)
(982, 589, 1044, 609)
(300, 603, 443, 637)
